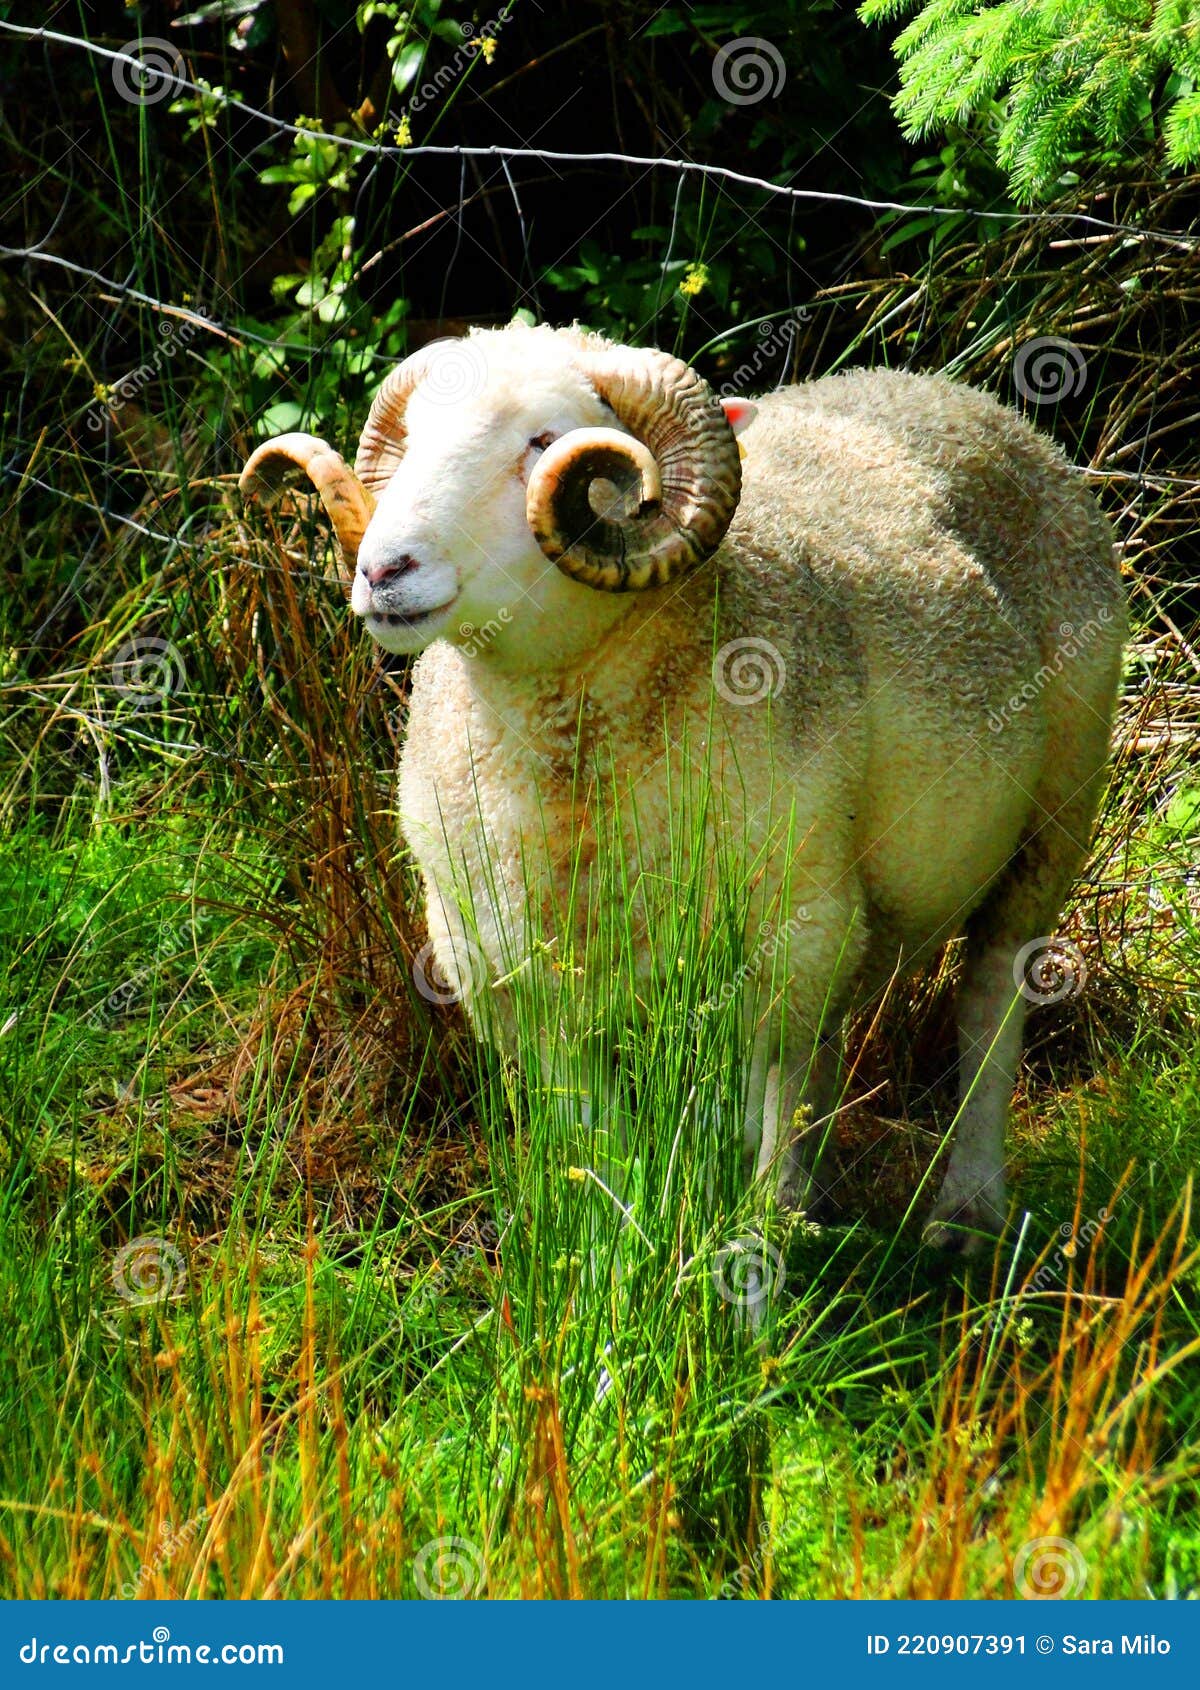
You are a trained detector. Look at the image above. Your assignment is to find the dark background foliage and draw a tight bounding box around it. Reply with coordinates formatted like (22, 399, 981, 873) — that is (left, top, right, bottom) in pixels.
(2, 1, 1199, 1604)
(2, 0, 1196, 1074)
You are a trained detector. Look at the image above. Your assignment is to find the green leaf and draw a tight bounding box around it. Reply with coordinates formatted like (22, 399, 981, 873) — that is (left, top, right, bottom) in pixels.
(256, 401, 306, 436)
(316, 291, 348, 325)
(1163, 783, 1200, 839)
(391, 40, 427, 94)
(251, 346, 288, 379)
(295, 277, 328, 308)
(879, 210, 954, 252)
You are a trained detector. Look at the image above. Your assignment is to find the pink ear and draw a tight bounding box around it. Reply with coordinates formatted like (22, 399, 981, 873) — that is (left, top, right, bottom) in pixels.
(720, 398, 758, 436)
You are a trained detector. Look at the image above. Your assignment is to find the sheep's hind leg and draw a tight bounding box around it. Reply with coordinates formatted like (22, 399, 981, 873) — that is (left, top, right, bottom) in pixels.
(925, 781, 1103, 1256)
(922, 937, 1024, 1255)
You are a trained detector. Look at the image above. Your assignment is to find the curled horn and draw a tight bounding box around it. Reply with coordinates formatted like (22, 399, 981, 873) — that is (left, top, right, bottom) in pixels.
(525, 346, 742, 591)
(354, 355, 427, 495)
(239, 433, 374, 582)
(238, 347, 427, 576)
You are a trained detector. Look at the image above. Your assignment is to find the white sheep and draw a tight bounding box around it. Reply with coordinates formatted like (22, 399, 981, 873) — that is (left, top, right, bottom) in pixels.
(240, 322, 1126, 1250)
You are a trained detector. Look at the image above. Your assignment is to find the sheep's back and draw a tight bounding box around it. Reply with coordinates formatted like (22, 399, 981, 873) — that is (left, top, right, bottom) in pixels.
(716, 369, 1125, 960)
(735, 370, 1121, 646)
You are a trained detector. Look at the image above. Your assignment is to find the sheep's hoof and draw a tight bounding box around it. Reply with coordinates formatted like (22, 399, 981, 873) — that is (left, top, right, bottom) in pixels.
(775, 1166, 835, 1222)
(922, 1192, 1005, 1259)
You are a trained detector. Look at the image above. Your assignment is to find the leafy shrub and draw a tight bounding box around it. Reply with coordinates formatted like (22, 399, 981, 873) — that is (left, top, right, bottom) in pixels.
(862, 0, 1200, 198)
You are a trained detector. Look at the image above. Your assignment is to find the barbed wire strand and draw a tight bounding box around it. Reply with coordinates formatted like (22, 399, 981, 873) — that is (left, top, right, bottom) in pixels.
(2, 22, 1198, 251)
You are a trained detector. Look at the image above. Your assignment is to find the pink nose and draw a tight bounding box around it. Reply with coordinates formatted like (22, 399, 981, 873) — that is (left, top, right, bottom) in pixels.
(361, 553, 418, 588)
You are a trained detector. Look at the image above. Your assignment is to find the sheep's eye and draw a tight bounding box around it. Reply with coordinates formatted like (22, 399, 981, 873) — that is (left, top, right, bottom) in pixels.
(528, 432, 555, 452)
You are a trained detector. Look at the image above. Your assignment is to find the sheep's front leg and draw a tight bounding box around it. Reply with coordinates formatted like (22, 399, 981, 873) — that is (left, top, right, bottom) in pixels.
(924, 947, 1022, 1253)
(749, 1023, 842, 1214)
(538, 1029, 626, 1185)
(575, 1072, 631, 1213)
(538, 1033, 637, 1290)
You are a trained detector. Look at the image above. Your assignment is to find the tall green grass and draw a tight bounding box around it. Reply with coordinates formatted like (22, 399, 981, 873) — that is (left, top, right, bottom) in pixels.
(3, 29, 1199, 1595)
(2, 678, 1199, 1596)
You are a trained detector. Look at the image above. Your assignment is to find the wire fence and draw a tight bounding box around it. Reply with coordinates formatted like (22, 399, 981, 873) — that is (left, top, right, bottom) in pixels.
(5, 17, 1199, 621)
(5, 21, 1199, 247)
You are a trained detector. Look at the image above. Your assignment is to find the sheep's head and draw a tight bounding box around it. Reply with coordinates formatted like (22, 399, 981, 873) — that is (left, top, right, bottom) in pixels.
(239, 325, 747, 658)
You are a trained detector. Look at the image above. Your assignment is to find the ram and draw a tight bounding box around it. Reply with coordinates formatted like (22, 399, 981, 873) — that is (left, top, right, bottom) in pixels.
(241, 322, 1125, 1251)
